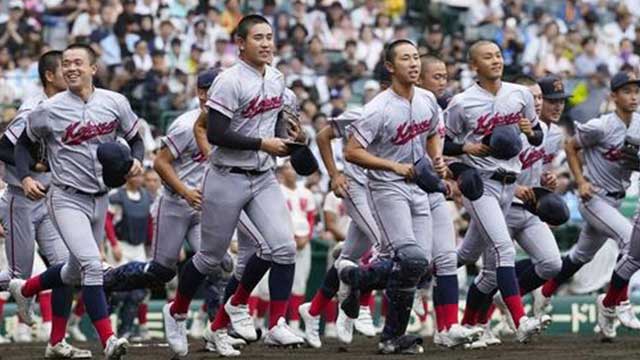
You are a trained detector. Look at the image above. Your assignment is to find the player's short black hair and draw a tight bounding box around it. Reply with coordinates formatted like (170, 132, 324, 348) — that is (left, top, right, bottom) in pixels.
(420, 53, 444, 67)
(467, 40, 500, 63)
(235, 14, 271, 40)
(513, 74, 538, 86)
(64, 43, 98, 65)
(38, 50, 62, 86)
(384, 39, 417, 64)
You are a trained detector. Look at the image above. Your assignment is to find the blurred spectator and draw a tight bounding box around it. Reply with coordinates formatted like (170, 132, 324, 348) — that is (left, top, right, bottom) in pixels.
(220, 0, 243, 34)
(600, 4, 636, 54)
(132, 40, 152, 72)
(0, 1, 29, 55)
(90, 4, 122, 71)
(608, 38, 640, 75)
(70, 0, 102, 42)
(575, 36, 605, 77)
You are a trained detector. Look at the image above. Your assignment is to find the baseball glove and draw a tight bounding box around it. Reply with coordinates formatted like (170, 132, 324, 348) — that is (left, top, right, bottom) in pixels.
(620, 140, 640, 171)
(276, 105, 307, 143)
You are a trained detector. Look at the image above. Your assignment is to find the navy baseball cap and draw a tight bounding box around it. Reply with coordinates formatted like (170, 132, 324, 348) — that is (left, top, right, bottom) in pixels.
(413, 157, 447, 194)
(482, 126, 522, 160)
(449, 162, 484, 200)
(97, 142, 134, 188)
(538, 75, 570, 100)
(524, 187, 570, 226)
(288, 143, 319, 176)
(610, 71, 640, 92)
(197, 68, 221, 89)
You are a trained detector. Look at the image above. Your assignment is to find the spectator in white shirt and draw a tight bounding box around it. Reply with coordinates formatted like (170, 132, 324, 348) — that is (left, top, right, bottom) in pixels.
(133, 39, 153, 72)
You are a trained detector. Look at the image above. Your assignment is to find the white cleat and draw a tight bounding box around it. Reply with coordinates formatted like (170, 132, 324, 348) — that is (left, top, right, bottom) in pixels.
(597, 294, 617, 340)
(189, 311, 206, 339)
(263, 317, 305, 347)
(463, 337, 487, 350)
(162, 303, 188, 356)
(336, 308, 354, 344)
(479, 323, 502, 346)
(515, 316, 545, 343)
(67, 315, 87, 342)
(45, 340, 93, 359)
(104, 335, 129, 360)
(435, 324, 482, 348)
(13, 322, 33, 343)
(532, 287, 552, 319)
(412, 293, 426, 317)
(0, 334, 10, 344)
(203, 327, 241, 357)
(616, 300, 640, 330)
(9, 279, 35, 326)
(324, 322, 337, 338)
(354, 306, 376, 337)
(38, 321, 52, 342)
(298, 302, 321, 348)
(224, 299, 257, 341)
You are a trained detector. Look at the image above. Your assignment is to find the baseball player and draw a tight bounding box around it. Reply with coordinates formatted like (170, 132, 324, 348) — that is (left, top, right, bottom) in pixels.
(444, 40, 547, 342)
(299, 108, 378, 348)
(539, 71, 640, 340)
(417, 54, 483, 348)
(344, 39, 444, 354)
(0, 50, 92, 358)
(162, 15, 305, 357)
(458, 75, 567, 347)
(9, 44, 144, 359)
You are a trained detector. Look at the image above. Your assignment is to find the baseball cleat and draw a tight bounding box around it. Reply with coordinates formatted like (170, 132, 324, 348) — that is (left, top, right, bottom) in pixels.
(188, 310, 206, 339)
(67, 314, 87, 342)
(298, 302, 321, 348)
(324, 322, 337, 338)
(354, 306, 376, 337)
(45, 340, 93, 359)
(13, 322, 32, 343)
(263, 317, 305, 347)
(203, 327, 241, 357)
(597, 294, 617, 340)
(434, 324, 482, 348)
(162, 303, 188, 356)
(104, 335, 129, 360)
(336, 259, 360, 319)
(9, 279, 35, 326)
(515, 316, 544, 343)
(616, 300, 640, 330)
(336, 308, 354, 344)
(224, 298, 257, 341)
(532, 287, 553, 319)
(479, 323, 502, 346)
(378, 335, 424, 355)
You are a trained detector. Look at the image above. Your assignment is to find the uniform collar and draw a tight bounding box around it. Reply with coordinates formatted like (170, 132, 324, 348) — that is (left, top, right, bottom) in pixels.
(239, 59, 267, 78)
(67, 86, 97, 104)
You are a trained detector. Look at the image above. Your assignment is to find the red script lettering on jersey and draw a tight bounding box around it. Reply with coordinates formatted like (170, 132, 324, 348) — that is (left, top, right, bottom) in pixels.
(391, 119, 432, 145)
(242, 95, 283, 119)
(519, 147, 546, 170)
(604, 147, 623, 161)
(62, 120, 118, 145)
(474, 112, 521, 135)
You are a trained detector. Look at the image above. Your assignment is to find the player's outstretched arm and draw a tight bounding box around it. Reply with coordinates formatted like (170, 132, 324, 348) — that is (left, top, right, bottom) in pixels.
(316, 125, 348, 197)
(426, 134, 449, 178)
(344, 135, 414, 180)
(207, 108, 261, 150)
(193, 111, 211, 156)
(154, 147, 202, 210)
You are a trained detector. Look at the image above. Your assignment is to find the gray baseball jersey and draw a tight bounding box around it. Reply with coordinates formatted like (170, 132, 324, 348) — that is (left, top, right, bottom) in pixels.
(351, 87, 441, 182)
(161, 109, 207, 194)
(516, 121, 564, 190)
(329, 108, 368, 185)
(3, 91, 50, 187)
(444, 81, 540, 174)
(206, 60, 285, 171)
(26, 89, 140, 193)
(574, 112, 640, 194)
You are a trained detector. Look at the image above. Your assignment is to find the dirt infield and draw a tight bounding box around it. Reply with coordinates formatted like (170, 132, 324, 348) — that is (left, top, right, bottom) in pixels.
(2, 334, 640, 360)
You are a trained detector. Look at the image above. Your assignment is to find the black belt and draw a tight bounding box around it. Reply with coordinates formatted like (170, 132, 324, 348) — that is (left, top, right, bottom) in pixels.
(59, 185, 108, 197)
(490, 171, 518, 184)
(606, 191, 626, 200)
(511, 202, 526, 208)
(229, 167, 268, 176)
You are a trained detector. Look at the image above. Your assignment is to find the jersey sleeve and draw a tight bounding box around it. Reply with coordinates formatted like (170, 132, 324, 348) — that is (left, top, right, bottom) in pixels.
(114, 94, 140, 140)
(444, 95, 466, 142)
(350, 104, 383, 148)
(574, 117, 605, 148)
(25, 104, 50, 142)
(206, 73, 239, 119)
(161, 122, 191, 159)
(5, 107, 29, 144)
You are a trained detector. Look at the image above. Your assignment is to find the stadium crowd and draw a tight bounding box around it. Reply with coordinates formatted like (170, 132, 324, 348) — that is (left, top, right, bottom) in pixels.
(0, 0, 640, 352)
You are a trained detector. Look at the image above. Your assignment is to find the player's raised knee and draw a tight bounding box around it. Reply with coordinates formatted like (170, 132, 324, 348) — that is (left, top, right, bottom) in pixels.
(537, 257, 562, 280)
